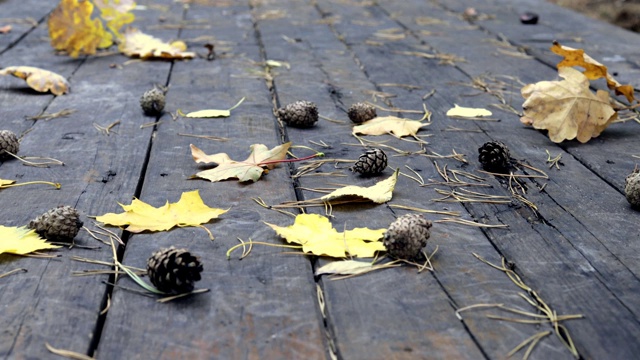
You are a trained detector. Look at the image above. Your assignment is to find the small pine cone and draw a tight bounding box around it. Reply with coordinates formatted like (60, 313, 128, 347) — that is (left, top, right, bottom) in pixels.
(383, 214, 432, 260)
(140, 86, 166, 116)
(347, 102, 377, 124)
(28, 206, 83, 242)
(0, 130, 19, 159)
(147, 247, 203, 294)
(478, 141, 511, 173)
(351, 148, 387, 176)
(625, 168, 640, 209)
(277, 100, 318, 128)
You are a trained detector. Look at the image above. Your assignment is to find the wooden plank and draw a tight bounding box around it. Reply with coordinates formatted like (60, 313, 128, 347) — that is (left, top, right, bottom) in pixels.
(251, 0, 566, 358)
(0, 3, 175, 358)
(95, 1, 327, 359)
(0, 0, 54, 51)
(315, 0, 640, 358)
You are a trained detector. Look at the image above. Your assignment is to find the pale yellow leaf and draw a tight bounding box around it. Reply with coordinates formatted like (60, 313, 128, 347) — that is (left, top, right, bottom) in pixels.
(96, 190, 227, 233)
(521, 67, 617, 143)
(0, 179, 15, 187)
(321, 168, 399, 204)
(352, 116, 428, 137)
(265, 214, 385, 258)
(446, 104, 492, 118)
(0, 66, 69, 95)
(0, 226, 60, 255)
(191, 142, 291, 183)
(181, 97, 245, 118)
(315, 260, 374, 275)
(120, 28, 195, 60)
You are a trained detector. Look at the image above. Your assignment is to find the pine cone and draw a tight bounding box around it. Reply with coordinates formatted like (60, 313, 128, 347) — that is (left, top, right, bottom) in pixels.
(0, 130, 19, 159)
(28, 206, 83, 242)
(625, 168, 640, 209)
(478, 141, 511, 173)
(140, 86, 166, 116)
(347, 102, 376, 124)
(351, 148, 387, 176)
(277, 100, 318, 128)
(383, 214, 432, 260)
(147, 247, 203, 294)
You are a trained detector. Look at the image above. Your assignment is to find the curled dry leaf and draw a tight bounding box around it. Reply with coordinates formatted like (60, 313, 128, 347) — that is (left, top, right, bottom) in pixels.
(521, 67, 616, 143)
(321, 168, 399, 204)
(352, 116, 429, 137)
(0, 225, 60, 255)
(266, 213, 386, 258)
(551, 41, 635, 102)
(191, 142, 291, 183)
(0, 66, 69, 95)
(120, 28, 195, 60)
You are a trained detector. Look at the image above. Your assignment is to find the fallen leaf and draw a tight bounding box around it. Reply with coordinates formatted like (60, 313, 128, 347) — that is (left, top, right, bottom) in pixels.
(0, 226, 60, 255)
(315, 260, 375, 275)
(0, 179, 14, 187)
(180, 97, 245, 118)
(120, 28, 195, 60)
(265, 214, 385, 258)
(321, 168, 399, 204)
(521, 67, 617, 143)
(48, 0, 113, 57)
(352, 116, 428, 137)
(0, 25, 12, 34)
(95, 190, 227, 233)
(94, 0, 136, 41)
(191, 142, 291, 183)
(446, 104, 492, 118)
(551, 41, 635, 102)
(0, 66, 70, 95)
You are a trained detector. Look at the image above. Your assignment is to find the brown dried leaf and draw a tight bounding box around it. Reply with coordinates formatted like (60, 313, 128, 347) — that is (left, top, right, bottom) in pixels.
(120, 28, 195, 60)
(521, 67, 617, 143)
(0, 66, 69, 95)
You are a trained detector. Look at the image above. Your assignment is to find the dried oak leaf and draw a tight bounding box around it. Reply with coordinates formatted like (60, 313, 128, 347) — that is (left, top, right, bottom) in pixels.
(191, 142, 291, 183)
(266, 213, 386, 258)
(48, 0, 113, 58)
(551, 41, 635, 102)
(0, 225, 60, 255)
(521, 67, 617, 143)
(0, 66, 70, 95)
(94, 0, 136, 41)
(352, 116, 428, 137)
(95, 190, 227, 233)
(321, 168, 399, 204)
(120, 28, 195, 60)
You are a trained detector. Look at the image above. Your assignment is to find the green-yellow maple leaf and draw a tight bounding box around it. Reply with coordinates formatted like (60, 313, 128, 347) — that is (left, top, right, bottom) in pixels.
(266, 214, 386, 258)
(0, 226, 60, 255)
(352, 116, 429, 137)
(96, 190, 227, 233)
(321, 168, 399, 204)
(190, 142, 291, 183)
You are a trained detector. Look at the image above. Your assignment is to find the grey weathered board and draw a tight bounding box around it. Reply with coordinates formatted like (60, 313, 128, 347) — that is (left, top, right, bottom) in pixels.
(1, 0, 639, 359)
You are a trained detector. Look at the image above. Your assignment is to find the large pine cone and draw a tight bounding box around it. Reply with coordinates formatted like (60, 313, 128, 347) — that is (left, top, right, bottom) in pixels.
(478, 141, 511, 173)
(28, 206, 83, 242)
(383, 214, 432, 260)
(347, 102, 377, 124)
(277, 100, 318, 128)
(0, 130, 19, 159)
(147, 247, 203, 294)
(351, 148, 387, 176)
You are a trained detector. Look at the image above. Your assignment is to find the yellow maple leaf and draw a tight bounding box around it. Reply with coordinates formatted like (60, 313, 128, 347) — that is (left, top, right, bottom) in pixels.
(0, 66, 70, 96)
(0, 226, 60, 255)
(321, 168, 399, 204)
(48, 0, 113, 58)
(191, 142, 291, 183)
(95, 190, 227, 233)
(119, 28, 195, 60)
(265, 214, 386, 258)
(551, 41, 635, 103)
(352, 116, 428, 137)
(521, 67, 617, 143)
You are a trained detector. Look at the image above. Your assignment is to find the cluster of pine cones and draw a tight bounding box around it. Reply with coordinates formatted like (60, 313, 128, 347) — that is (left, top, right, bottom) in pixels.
(276, 100, 377, 128)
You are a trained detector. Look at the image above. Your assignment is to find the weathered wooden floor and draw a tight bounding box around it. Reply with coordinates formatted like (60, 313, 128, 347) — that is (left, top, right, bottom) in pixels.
(1, 0, 639, 359)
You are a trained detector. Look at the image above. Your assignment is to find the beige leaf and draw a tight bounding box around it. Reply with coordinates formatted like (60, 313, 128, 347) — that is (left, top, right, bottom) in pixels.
(352, 116, 428, 137)
(315, 260, 375, 275)
(120, 28, 195, 60)
(521, 67, 617, 143)
(321, 168, 399, 204)
(0, 66, 69, 95)
(446, 104, 492, 118)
